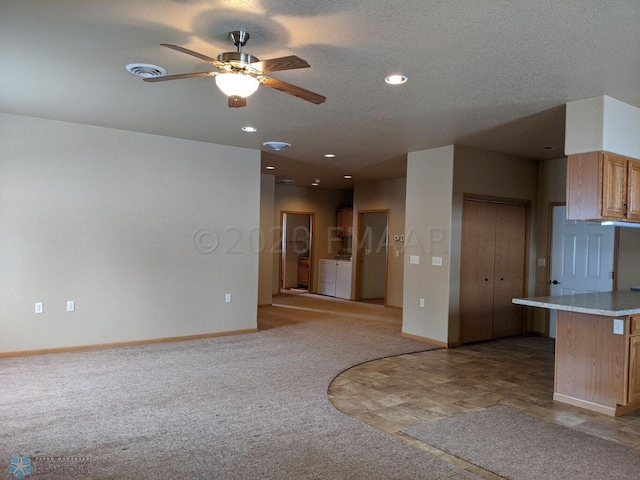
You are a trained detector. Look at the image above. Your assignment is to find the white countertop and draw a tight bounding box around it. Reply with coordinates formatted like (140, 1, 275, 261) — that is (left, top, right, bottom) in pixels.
(512, 290, 640, 316)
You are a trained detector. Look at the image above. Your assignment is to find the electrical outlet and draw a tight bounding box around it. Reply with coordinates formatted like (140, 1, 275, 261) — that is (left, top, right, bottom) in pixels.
(410, 255, 419, 265)
(395, 250, 400, 258)
(613, 318, 624, 335)
(537, 258, 546, 267)
(419, 298, 425, 308)
(432, 256, 443, 266)
(225, 293, 232, 303)
(35, 302, 43, 314)
(67, 301, 75, 312)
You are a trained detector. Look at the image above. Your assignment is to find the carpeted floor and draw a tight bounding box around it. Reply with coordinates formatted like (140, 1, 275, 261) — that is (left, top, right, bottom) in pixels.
(404, 405, 640, 479)
(0, 294, 475, 479)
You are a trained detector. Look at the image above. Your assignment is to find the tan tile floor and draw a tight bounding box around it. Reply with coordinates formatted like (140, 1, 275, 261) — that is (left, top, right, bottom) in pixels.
(328, 337, 640, 479)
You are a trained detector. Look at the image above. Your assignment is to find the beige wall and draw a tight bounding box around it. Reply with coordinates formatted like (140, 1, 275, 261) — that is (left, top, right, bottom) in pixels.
(0, 113, 261, 353)
(258, 174, 275, 306)
(532, 157, 567, 333)
(403, 146, 454, 344)
(272, 184, 346, 294)
(353, 177, 406, 307)
(617, 229, 640, 291)
(450, 146, 539, 344)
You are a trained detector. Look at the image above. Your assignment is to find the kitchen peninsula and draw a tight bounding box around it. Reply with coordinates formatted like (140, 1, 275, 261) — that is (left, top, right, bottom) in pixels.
(513, 291, 640, 416)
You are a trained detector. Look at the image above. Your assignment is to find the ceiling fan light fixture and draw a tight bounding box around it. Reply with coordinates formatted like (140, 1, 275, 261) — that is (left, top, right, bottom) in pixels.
(215, 72, 259, 98)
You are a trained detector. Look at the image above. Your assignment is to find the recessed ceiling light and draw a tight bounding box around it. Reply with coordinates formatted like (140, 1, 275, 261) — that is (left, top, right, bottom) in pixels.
(265, 166, 275, 170)
(324, 154, 336, 158)
(343, 174, 353, 179)
(242, 126, 257, 132)
(541, 146, 556, 151)
(311, 182, 319, 186)
(263, 141, 291, 151)
(279, 179, 295, 185)
(125, 63, 167, 78)
(384, 74, 408, 85)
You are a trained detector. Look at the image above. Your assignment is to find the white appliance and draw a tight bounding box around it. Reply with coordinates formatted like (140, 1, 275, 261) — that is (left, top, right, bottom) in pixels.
(335, 261, 352, 300)
(318, 258, 352, 300)
(318, 259, 336, 296)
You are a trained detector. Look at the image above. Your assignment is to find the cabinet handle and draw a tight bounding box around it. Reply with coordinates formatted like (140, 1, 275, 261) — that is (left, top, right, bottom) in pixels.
(484, 278, 489, 282)
(625, 203, 628, 217)
(500, 278, 504, 281)
(551, 280, 559, 285)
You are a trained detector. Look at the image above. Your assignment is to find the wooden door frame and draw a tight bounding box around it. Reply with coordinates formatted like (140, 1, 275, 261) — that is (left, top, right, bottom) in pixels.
(279, 211, 315, 293)
(354, 209, 390, 304)
(458, 194, 532, 343)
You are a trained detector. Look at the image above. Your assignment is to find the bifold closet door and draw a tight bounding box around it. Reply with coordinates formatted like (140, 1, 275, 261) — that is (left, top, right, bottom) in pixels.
(460, 200, 526, 343)
(460, 201, 497, 343)
(492, 203, 526, 338)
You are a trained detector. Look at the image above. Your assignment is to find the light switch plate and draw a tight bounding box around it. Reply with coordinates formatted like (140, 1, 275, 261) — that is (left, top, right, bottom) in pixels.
(537, 258, 546, 267)
(410, 255, 419, 265)
(66, 300, 75, 312)
(432, 256, 443, 266)
(613, 318, 624, 335)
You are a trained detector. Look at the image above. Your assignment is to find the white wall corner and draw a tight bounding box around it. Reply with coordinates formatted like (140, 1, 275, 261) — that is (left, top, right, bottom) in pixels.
(602, 96, 640, 159)
(565, 96, 605, 155)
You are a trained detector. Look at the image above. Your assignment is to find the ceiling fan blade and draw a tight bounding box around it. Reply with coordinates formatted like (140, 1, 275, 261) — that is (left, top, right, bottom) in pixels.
(228, 96, 247, 108)
(251, 55, 310, 73)
(143, 71, 216, 83)
(261, 77, 326, 104)
(160, 44, 224, 67)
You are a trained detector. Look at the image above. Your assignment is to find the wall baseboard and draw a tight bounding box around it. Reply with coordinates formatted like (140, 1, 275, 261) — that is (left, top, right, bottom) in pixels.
(0, 328, 259, 358)
(401, 332, 449, 348)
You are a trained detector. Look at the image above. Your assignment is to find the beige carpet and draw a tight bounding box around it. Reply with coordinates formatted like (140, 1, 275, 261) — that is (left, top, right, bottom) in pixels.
(0, 294, 475, 479)
(404, 405, 640, 479)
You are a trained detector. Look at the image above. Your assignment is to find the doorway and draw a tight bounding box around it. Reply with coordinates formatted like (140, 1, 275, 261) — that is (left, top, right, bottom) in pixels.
(356, 211, 389, 305)
(548, 204, 615, 337)
(280, 212, 313, 293)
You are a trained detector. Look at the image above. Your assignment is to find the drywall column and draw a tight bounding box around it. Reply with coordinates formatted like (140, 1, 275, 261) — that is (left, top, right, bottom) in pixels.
(258, 174, 275, 306)
(566, 95, 640, 158)
(402, 146, 454, 345)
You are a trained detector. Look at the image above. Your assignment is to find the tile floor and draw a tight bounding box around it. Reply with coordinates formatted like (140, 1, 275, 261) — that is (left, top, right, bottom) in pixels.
(328, 336, 640, 479)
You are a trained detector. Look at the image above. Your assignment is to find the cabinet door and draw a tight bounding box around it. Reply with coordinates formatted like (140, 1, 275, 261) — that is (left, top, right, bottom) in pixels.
(629, 335, 640, 405)
(627, 159, 640, 221)
(601, 153, 628, 218)
(492, 204, 526, 338)
(342, 208, 353, 236)
(460, 201, 496, 343)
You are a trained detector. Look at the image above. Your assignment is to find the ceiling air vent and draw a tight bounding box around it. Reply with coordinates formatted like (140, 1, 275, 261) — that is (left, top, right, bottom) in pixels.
(263, 141, 291, 151)
(125, 63, 167, 78)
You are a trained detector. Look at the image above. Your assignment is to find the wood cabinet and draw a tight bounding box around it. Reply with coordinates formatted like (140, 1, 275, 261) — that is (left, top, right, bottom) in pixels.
(460, 200, 527, 343)
(567, 151, 640, 222)
(298, 257, 309, 288)
(628, 316, 640, 405)
(554, 311, 640, 415)
(336, 207, 353, 237)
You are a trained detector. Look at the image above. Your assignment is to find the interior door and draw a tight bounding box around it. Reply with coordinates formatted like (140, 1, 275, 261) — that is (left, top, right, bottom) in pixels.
(460, 201, 497, 343)
(492, 203, 526, 338)
(549, 205, 614, 337)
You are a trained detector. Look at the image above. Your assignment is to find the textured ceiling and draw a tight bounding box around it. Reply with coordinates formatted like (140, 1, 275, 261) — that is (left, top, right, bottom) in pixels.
(2, 0, 639, 189)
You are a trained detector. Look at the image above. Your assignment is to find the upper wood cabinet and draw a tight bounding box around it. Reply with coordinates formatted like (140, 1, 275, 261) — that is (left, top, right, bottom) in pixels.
(567, 151, 640, 222)
(336, 207, 353, 237)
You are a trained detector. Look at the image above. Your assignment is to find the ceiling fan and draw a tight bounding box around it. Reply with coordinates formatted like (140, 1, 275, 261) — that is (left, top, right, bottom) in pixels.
(144, 30, 326, 108)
